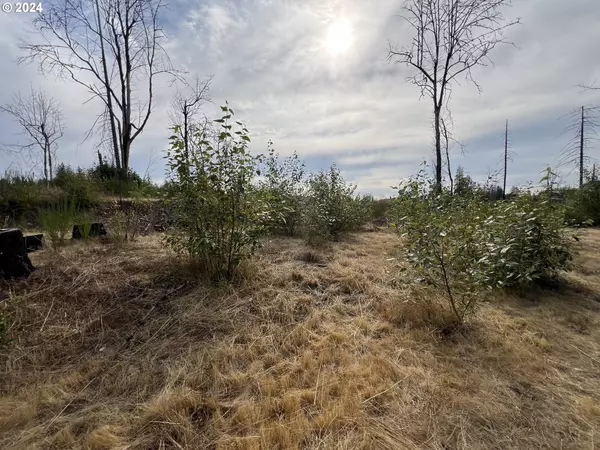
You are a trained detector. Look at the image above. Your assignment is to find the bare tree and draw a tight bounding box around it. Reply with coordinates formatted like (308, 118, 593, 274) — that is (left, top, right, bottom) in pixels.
(169, 75, 212, 162)
(19, 0, 178, 178)
(0, 87, 64, 184)
(500, 118, 516, 199)
(387, 0, 519, 191)
(558, 106, 600, 188)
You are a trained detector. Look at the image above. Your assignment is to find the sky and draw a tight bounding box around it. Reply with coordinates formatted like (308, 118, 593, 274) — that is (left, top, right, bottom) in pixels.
(0, 0, 599, 197)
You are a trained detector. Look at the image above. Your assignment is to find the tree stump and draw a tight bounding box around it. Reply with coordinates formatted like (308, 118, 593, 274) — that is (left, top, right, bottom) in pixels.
(0, 228, 34, 279)
(24, 234, 44, 253)
(72, 223, 107, 239)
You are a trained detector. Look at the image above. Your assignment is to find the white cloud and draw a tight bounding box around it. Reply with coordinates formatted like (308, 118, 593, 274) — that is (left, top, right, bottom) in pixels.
(1, 0, 599, 195)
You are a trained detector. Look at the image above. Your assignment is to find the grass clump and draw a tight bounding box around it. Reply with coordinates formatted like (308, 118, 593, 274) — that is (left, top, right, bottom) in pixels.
(38, 197, 81, 248)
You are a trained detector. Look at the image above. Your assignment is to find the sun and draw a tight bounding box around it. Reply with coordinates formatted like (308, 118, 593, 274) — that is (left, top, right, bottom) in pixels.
(325, 18, 354, 56)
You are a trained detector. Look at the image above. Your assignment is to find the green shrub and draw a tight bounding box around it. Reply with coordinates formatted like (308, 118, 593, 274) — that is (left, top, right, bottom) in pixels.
(90, 163, 160, 198)
(372, 197, 392, 219)
(259, 143, 306, 236)
(563, 181, 600, 226)
(53, 164, 102, 208)
(0, 173, 63, 225)
(107, 200, 145, 242)
(165, 104, 270, 280)
(302, 165, 371, 244)
(391, 167, 574, 324)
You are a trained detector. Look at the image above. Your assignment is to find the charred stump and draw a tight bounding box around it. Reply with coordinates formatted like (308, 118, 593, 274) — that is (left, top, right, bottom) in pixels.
(24, 234, 44, 253)
(0, 228, 34, 279)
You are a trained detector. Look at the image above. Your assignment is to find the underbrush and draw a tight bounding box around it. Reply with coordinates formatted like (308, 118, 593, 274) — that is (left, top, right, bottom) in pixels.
(0, 166, 159, 227)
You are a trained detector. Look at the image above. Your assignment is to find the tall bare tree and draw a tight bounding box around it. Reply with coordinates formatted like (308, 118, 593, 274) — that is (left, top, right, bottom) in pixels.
(0, 87, 64, 184)
(387, 0, 519, 191)
(19, 0, 177, 178)
(500, 119, 516, 199)
(558, 106, 600, 188)
(169, 75, 212, 163)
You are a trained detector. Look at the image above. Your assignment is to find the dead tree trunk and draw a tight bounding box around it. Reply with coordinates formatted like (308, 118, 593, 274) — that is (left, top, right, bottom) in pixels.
(503, 120, 508, 200)
(580, 106, 585, 188)
(434, 106, 442, 192)
(441, 117, 453, 195)
(387, 0, 519, 194)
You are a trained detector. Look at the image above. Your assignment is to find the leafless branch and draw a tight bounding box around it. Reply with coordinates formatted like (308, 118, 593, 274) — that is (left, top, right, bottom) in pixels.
(168, 75, 212, 163)
(557, 106, 600, 187)
(0, 87, 64, 183)
(388, 0, 519, 190)
(19, 0, 180, 176)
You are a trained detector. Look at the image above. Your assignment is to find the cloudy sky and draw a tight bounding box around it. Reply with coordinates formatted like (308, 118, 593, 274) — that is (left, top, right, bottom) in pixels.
(1, 0, 599, 197)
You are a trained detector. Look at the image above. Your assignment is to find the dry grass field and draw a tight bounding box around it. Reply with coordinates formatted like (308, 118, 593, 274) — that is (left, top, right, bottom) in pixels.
(1, 229, 600, 449)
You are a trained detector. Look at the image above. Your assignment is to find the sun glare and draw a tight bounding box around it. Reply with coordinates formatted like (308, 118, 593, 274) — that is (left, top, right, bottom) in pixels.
(325, 18, 353, 56)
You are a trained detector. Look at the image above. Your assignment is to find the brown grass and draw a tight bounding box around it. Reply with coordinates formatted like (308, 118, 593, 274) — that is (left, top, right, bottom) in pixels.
(0, 230, 599, 449)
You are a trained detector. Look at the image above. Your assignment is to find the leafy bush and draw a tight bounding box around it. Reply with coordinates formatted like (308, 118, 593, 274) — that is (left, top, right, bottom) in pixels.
(259, 142, 305, 236)
(90, 162, 161, 198)
(53, 164, 102, 208)
(563, 181, 600, 226)
(107, 200, 145, 242)
(302, 165, 371, 244)
(165, 104, 270, 280)
(372, 197, 393, 219)
(392, 167, 574, 324)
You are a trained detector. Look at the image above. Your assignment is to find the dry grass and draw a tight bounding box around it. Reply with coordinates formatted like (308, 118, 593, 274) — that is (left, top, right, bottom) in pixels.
(0, 230, 600, 449)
